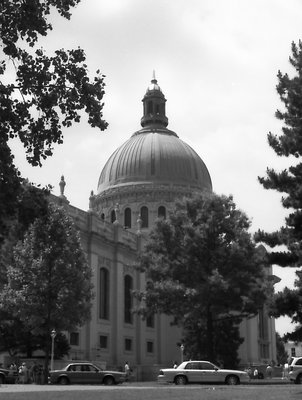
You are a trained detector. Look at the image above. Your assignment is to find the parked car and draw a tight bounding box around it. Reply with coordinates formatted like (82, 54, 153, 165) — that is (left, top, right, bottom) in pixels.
(0, 367, 17, 384)
(49, 362, 126, 385)
(289, 357, 302, 384)
(158, 360, 250, 385)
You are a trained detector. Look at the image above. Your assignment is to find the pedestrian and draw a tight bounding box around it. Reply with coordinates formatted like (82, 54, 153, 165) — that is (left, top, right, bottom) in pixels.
(173, 361, 178, 369)
(266, 364, 273, 379)
(124, 361, 130, 382)
(253, 368, 258, 379)
(18, 362, 28, 384)
(31, 361, 39, 384)
(283, 361, 289, 379)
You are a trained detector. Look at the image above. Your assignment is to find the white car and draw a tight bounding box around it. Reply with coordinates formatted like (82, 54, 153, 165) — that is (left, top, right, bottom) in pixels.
(289, 357, 302, 384)
(158, 360, 250, 385)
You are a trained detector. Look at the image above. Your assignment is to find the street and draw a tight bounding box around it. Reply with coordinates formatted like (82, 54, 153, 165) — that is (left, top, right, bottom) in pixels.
(0, 382, 301, 400)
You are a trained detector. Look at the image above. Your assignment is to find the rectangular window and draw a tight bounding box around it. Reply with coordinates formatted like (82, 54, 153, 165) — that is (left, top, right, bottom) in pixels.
(125, 338, 132, 352)
(100, 268, 109, 320)
(100, 335, 108, 349)
(291, 348, 296, 357)
(147, 341, 154, 354)
(259, 343, 269, 359)
(70, 332, 79, 346)
(146, 314, 155, 328)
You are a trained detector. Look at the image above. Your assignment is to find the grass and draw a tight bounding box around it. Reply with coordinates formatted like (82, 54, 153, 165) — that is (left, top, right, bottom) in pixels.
(0, 384, 302, 400)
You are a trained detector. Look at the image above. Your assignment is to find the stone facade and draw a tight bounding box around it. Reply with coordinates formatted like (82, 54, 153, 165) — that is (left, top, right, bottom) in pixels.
(52, 76, 277, 377)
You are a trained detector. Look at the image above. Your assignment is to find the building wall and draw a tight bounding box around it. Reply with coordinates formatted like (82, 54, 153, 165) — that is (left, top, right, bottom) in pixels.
(53, 195, 277, 375)
(285, 341, 302, 358)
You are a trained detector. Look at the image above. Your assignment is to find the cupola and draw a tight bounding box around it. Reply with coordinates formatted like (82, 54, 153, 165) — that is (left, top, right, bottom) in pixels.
(140, 71, 168, 128)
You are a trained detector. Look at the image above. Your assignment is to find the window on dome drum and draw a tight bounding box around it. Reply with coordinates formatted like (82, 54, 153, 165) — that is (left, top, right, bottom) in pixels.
(158, 206, 166, 219)
(99, 268, 109, 320)
(99, 335, 108, 349)
(140, 206, 149, 228)
(147, 100, 153, 114)
(111, 210, 116, 223)
(100, 213, 105, 221)
(70, 332, 79, 346)
(124, 207, 132, 228)
(124, 275, 133, 324)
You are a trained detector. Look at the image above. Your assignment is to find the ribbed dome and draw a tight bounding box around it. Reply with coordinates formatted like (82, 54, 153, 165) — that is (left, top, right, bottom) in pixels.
(97, 75, 212, 197)
(97, 127, 212, 194)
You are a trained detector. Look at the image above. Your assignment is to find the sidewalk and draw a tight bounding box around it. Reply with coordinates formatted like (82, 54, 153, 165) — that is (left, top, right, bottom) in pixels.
(248, 377, 292, 385)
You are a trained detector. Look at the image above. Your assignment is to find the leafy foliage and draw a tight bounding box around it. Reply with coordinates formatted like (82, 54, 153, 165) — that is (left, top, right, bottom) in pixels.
(0, 0, 107, 240)
(0, 181, 50, 278)
(0, 202, 93, 365)
(275, 333, 289, 365)
(135, 192, 272, 366)
(0, 314, 70, 359)
(257, 40, 302, 336)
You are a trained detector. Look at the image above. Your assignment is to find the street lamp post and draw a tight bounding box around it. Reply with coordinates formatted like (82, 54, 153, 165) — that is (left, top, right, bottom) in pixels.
(50, 329, 56, 371)
(180, 344, 184, 363)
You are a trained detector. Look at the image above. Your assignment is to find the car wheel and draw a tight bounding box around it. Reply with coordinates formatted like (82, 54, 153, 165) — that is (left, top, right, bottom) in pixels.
(103, 376, 115, 385)
(58, 376, 69, 385)
(295, 374, 302, 384)
(226, 375, 239, 385)
(0, 375, 5, 384)
(175, 375, 187, 385)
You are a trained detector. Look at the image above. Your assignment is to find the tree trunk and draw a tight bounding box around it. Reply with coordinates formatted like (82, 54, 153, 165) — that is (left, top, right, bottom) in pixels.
(44, 341, 50, 385)
(206, 305, 214, 361)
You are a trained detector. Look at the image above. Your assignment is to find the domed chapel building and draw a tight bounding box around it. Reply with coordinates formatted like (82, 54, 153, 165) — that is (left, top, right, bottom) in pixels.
(54, 75, 277, 377)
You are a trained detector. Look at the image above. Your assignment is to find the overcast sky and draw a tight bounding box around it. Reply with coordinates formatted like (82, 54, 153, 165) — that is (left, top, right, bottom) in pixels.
(10, 0, 302, 335)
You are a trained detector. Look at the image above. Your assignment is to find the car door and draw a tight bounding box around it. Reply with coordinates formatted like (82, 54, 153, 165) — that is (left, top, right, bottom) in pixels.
(184, 362, 203, 382)
(66, 364, 84, 384)
(199, 362, 218, 383)
(85, 364, 102, 384)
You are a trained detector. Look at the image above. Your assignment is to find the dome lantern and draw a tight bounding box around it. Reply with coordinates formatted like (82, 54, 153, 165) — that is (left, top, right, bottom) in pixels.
(140, 71, 168, 128)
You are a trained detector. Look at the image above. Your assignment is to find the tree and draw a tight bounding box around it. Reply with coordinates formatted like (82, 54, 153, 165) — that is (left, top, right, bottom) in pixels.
(0, 0, 108, 241)
(275, 333, 288, 365)
(257, 40, 302, 339)
(0, 181, 50, 286)
(0, 202, 93, 375)
(135, 193, 272, 367)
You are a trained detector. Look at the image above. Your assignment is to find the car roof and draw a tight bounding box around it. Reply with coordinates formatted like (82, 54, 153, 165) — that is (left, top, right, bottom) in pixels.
(68, 362, 93, 365)
(182, 360, 213, 363)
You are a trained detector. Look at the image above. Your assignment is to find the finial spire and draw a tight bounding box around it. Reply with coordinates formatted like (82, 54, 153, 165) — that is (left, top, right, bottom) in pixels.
(152, 70, 157, 83)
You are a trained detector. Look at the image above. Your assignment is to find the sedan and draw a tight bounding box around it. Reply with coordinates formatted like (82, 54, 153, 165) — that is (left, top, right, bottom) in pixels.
(158, 360, 250, 385)
(49, 362, 126, 385)
(0, 367, 17, 384)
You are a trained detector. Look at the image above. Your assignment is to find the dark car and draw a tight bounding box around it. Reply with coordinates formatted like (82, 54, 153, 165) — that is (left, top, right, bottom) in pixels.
(0, 367, 17, 384)
(49, 362, 126, 385)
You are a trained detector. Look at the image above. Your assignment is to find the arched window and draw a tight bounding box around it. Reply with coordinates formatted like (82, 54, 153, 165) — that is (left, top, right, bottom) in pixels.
(140, 206, 149, 228)
(124, 275, 133, 324)
(147, 100, 153, 114)
(100, 213, 105, 221)
(111, 209, 116, 223)
(124, 208, 132, 229)
(100, 268, 109, 320)
(158, 206, 166, 219)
